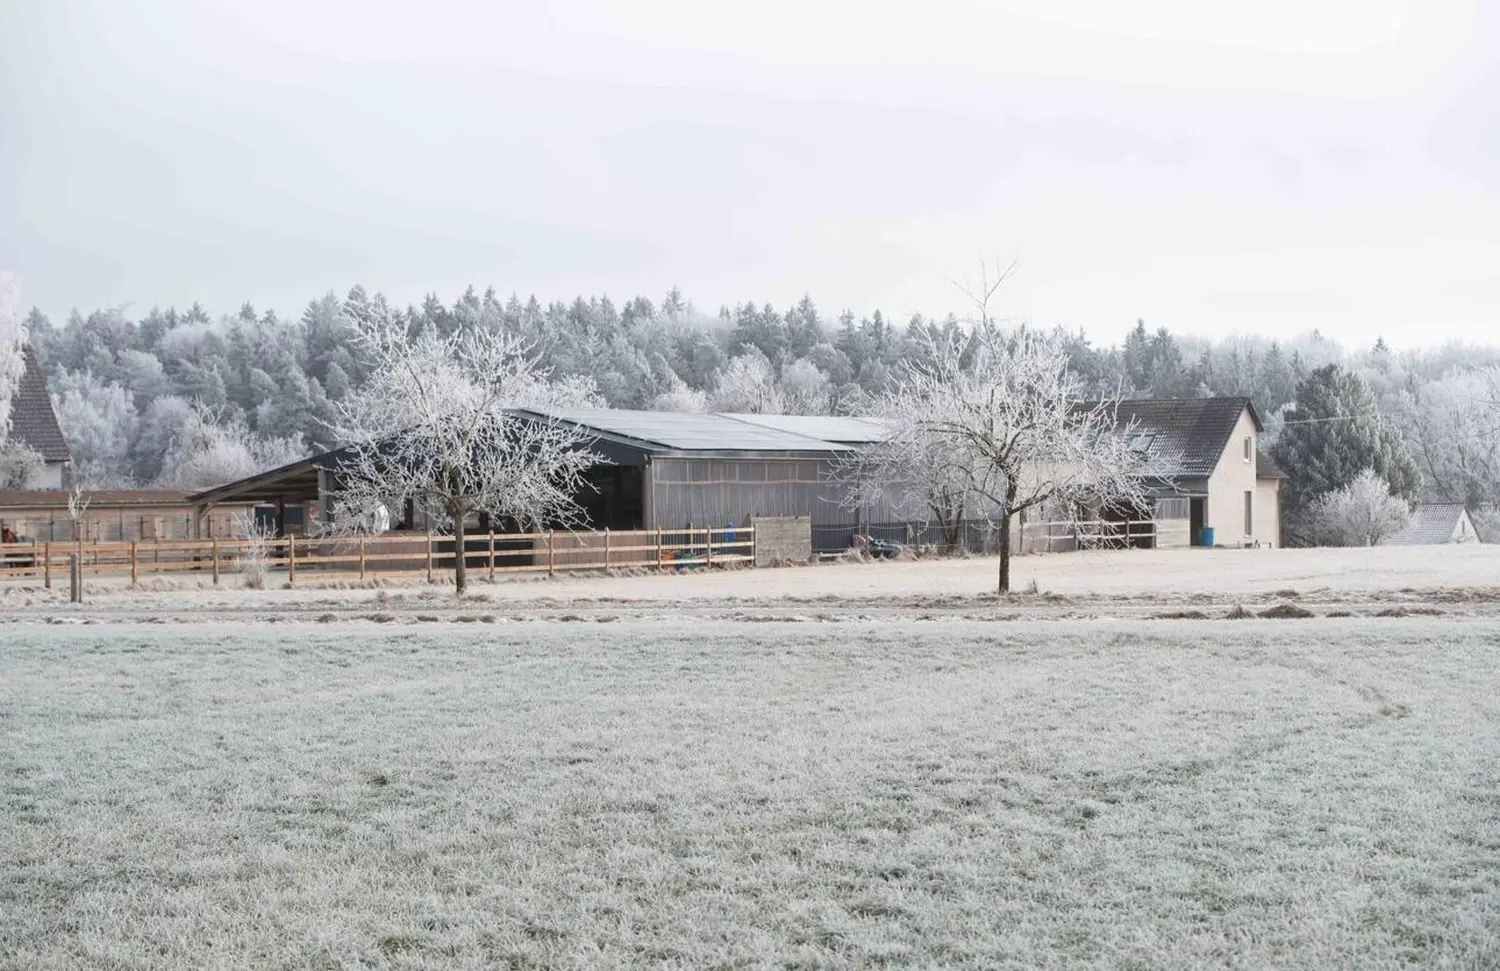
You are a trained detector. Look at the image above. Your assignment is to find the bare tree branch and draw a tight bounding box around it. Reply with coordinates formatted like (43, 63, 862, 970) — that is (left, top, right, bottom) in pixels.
(329, 303, 604, 594)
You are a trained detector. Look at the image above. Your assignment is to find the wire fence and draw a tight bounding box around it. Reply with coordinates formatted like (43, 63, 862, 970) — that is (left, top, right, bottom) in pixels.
(813, 518, 1174, 555)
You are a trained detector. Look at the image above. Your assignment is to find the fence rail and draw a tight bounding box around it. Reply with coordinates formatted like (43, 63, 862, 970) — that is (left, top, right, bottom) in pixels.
(813, 518, 1169, 555)
(0, 526, 755, 587)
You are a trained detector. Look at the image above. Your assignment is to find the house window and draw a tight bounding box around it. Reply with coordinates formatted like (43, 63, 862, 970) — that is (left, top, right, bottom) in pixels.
(1244, 490, 1253, 537)
(1243, 436, 1253, 462)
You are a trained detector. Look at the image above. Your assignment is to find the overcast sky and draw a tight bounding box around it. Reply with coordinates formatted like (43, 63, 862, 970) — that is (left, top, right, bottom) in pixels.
(3, 0, 1497, 347)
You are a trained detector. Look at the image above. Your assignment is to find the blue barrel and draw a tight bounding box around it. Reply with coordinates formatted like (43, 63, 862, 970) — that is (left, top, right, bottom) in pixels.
(1200, 526, 1216, 547)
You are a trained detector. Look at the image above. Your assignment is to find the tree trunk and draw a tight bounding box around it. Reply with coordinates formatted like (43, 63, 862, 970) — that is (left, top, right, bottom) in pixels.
(451, 506, 467, 595)
(943, 518, 962, 555)
(997, 481, 1019, 594)
(998, 514, 1012, 593)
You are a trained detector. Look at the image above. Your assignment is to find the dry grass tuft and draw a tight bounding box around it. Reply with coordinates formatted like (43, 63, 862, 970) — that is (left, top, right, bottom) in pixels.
(1377, 606, 1446, 618)
(1260, 603, 1316, 619)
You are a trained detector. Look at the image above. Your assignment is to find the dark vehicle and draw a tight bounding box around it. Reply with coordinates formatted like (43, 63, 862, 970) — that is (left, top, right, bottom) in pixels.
(852, 534, 907, 560)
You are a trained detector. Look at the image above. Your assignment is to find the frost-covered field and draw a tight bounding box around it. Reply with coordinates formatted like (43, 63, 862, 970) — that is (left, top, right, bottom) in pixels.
(4, 618, 1498, 970)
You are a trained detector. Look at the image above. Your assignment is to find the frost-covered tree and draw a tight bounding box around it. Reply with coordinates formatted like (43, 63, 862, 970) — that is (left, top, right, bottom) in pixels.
(779, 358, 833, 415)
(1311, 469, 1412, 547)
(648, 377, 709, 413)
(0, 442, 44, 490)
(863, 327, 1148, 592)
(52, 372, 139, 487)
(0, 272, 28, 440)
(1406, 367, 1500, 511)
(155, 405, 306, 489)
(1272, 364, 1420, 544)
(709, 349, 784, 414)
(841, 397, 982, 553)
(332, 304, 602, 593)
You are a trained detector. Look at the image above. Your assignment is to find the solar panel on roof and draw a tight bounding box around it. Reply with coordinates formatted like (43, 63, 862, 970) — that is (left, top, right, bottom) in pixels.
(523, 408, 850, 452)
(717, 413, 890, 443)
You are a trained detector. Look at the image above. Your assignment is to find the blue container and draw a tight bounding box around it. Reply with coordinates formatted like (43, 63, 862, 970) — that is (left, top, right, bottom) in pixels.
(1200, 526, 1216, 548)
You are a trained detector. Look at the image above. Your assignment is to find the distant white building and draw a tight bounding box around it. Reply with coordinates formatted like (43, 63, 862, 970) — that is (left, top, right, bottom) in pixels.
(1385, 503, 1482, 546)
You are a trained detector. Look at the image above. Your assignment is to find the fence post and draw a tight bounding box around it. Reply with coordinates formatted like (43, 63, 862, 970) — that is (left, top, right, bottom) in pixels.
(211, 539, 220, 585)
(655, 527, 663, 568)
(706, 526, 714, 567)
(69, 553, 82, 604)
(288, 536, 297, 586)
(488, 532, 496, 579)
(547, 531, 555, 576)
(43, 542, 51, 589)
(425, 532, 434, 584)
(130, 541, 138, 585)
(749, 526, 756, 568)
(604, 528, 611, 571)
(358, 534, 367, 581)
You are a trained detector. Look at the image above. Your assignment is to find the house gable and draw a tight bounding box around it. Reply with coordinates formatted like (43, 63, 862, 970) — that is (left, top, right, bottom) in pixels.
(6, 346, 71, 464)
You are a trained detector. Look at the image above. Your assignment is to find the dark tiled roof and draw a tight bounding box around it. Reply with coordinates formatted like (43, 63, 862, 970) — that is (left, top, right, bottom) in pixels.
(7, 346, 70, 463)
(1256, 449, 1287, 480)
(1386, 503, 1472, 546)
(1103, 397, 1258, 480)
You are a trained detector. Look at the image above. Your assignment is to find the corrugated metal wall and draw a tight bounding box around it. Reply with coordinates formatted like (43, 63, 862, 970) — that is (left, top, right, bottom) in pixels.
(647, 457, 896, 528)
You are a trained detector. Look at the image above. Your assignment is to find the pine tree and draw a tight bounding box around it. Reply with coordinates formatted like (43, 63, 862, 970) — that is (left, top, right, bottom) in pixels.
(1271, 364, 1421, 544)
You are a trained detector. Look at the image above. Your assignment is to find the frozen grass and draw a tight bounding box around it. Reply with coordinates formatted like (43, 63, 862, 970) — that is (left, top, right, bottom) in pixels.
(3, 619, 1498, 969)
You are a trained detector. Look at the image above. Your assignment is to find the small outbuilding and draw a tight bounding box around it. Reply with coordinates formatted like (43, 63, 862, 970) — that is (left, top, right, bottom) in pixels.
(1384, 503, 1482, 546)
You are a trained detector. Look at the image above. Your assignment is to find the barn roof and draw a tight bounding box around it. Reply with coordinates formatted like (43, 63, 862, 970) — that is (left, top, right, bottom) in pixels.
(1101, 397, 1259, 481)
(718, 414, 889, 444)
(7, 347, 71, 463)
(514, 408, 850, 456)
(1385, 503, 1471, 546)
(0, 489, 207, 509)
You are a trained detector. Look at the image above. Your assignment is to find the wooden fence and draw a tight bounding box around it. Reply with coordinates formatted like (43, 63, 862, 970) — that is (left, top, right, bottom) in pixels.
(1018, 518, 1163, 553)
(0, 526, 755, 587)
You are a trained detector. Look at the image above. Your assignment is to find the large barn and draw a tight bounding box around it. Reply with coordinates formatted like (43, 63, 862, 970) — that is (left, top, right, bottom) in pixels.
(186, 399, 1283, 553)
(186, 410, 902, 551)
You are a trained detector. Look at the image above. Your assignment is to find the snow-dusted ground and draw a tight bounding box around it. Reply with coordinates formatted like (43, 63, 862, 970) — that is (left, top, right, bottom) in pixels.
(4, 545, 1499, 621)
(4, 619, 1497, 969)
